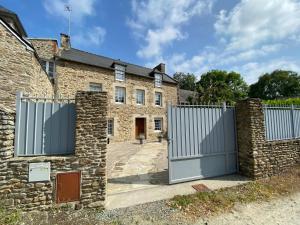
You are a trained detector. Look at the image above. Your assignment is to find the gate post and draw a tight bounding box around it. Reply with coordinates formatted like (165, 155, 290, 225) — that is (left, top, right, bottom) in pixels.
(235, 98, 265, 178)
(74, 91, 108, 207)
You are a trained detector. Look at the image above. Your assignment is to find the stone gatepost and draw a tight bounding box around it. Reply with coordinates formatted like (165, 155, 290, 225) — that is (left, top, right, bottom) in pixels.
(235, 98, 265, 179)
(74, 91, 108, 207)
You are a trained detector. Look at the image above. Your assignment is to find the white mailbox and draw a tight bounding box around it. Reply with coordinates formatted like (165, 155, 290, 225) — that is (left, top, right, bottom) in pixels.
(28, 162, 51, 182)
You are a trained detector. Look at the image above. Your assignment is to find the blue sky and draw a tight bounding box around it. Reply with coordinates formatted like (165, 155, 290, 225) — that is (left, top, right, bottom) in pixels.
(1, 0, 300, 84)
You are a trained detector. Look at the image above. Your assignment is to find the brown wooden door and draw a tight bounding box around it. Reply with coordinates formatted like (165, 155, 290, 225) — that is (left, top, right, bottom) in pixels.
(135, 118, 146, 139)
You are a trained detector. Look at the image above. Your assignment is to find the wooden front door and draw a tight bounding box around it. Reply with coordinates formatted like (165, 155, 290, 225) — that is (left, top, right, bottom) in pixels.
(135, 118, 146, 139)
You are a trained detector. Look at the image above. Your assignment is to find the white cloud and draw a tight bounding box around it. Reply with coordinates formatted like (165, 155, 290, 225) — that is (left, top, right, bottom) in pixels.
(214, 0, 300, 51)
(137, 27, 186, 58)
(233, 59, 300, 84)
(145, 43, 282, 77)
(43, 0, 106, 47)
(128, 0, 214, 59)
(73, 26, 106, 47)
(149, 0, 300, 84)
(43, 0, 96, 23)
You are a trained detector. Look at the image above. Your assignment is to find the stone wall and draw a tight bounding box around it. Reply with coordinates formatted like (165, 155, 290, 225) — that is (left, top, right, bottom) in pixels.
(29, 39, 58, 60)
(0, 92, 107, 211)
(55, 60, 178, 142)
(0, 23, 53, 111)
(236, 98, 300, 179)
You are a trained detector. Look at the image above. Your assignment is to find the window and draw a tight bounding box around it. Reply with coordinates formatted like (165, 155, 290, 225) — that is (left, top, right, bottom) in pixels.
(155, 74, 162, 87)
(41, 60, 55, 78)
(115, 87, 126, 103)
(154, 118, 163, 131)
(89, 83, 102, 92)
(107, 119, 114, 136)
(115, 64, 125, 81)
(136, 89, 145, 105)
(155, 92, 162, 106)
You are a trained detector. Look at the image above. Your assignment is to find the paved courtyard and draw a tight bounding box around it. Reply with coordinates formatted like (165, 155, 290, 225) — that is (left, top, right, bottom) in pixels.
(106, 140, 249, 210)
(107, 140, 168, 195)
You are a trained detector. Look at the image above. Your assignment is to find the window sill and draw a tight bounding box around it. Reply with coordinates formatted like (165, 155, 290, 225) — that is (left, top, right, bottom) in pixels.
(154, 130, 162, 132)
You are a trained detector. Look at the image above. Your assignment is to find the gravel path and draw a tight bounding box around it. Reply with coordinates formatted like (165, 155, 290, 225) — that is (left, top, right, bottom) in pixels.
(197, 193, 300, 225)
(21, 193, 300, 225)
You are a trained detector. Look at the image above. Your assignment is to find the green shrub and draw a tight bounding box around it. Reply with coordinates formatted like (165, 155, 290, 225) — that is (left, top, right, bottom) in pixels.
(0, 207, 21, 225)
(263, 98, 300, 106)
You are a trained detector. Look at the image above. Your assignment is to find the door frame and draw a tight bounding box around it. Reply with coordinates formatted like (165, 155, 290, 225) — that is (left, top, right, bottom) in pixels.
(135, 117, 147, 139)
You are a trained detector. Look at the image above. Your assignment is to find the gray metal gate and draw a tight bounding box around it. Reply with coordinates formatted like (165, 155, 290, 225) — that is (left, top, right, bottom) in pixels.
(14, 92, 76, 156)
(167, 104, 238, 184)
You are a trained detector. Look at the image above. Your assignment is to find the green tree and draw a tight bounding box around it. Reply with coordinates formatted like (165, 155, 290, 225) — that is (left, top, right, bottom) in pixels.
(249, 70, 300, 100)
(173, 72, 197, 91)
(197, 70, 248, 103)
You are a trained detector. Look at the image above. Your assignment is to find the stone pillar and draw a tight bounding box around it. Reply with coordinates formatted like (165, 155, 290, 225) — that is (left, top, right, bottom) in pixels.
(0, 107, 15, 160)
(74, 91, 108, 207)
(235, 98, 265, 178)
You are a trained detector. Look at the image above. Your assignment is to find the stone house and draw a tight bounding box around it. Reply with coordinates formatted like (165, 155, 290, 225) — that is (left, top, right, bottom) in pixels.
(0, 6, 178, 142)
(0, 6, 53, 111)
(29, 35, 178, 142)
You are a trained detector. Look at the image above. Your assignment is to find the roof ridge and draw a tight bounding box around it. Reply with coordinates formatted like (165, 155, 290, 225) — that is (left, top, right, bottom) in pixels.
(68, 47, 154, 71)
(27, 37, 58, 42)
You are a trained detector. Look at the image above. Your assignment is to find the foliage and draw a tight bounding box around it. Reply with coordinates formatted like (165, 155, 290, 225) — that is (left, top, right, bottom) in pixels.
(0, 207, 21, 225)
(249, 70, 300, 100)
(263, 98, 300, 106)
(173, 72, 197, 91)
(197, 70, 248, 103)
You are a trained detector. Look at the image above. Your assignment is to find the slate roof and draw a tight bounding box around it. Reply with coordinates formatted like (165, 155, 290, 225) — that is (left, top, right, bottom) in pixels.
(0, 5, 27, 37)
(57, 48, 177, 84)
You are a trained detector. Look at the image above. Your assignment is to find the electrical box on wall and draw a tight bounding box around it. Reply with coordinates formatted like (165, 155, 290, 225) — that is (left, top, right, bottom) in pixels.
(28, 162, 51, 182)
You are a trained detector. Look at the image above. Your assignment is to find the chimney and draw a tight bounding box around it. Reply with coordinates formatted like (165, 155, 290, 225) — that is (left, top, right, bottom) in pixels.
(60, 33, 71, 49)
(155, 63, 165, 73)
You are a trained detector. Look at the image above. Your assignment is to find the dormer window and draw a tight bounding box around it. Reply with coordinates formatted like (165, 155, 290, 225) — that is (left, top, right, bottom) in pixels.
(41, 59, 55, 78)
(155, 74, 162, 87)
(115, 64, 125, 81)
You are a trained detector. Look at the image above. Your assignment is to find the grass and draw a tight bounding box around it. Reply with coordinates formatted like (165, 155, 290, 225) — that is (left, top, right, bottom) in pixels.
(169, 165, 300, 218)
(0, 207, 21, 225)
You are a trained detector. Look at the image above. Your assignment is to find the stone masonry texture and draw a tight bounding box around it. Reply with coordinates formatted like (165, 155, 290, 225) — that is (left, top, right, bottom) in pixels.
(29, 39, 58, 60)
(0, 23, 53, 111)
(55, 60, 178, 142)
(29, 39, 178, 142)
(0, 92, 107, 211)
(236, 98, 300, 179)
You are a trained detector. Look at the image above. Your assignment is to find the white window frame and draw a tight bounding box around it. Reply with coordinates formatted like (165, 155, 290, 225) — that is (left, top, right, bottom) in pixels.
(154, 118, 163, 132)
(155, 73, 162, 87)
(41, 59, 55, 78)
(115, 86, 126, 104)
(115, 64, 125, 81)
(89, 83, 102, 92)
(136, 89, 145, 105)
(107, 119, 114, 136)
(155, 92, 162, 106)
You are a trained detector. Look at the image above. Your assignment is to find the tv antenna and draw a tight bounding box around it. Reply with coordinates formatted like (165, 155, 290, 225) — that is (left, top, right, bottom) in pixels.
(64, 4, 72, 37)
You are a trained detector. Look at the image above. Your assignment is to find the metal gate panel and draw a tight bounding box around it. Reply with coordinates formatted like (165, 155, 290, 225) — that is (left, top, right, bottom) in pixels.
(168, 104, 237, 184)
(14, 92, 76, 156)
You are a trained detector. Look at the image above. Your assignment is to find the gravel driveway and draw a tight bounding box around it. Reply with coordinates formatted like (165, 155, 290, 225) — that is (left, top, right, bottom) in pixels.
(22, 193, 300, 225)
(198, 193, 300, 225)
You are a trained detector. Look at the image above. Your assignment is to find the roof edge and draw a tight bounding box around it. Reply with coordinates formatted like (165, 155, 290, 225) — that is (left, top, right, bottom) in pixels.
(27, 37, 58, 42)
(0, 18, 33, 51)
